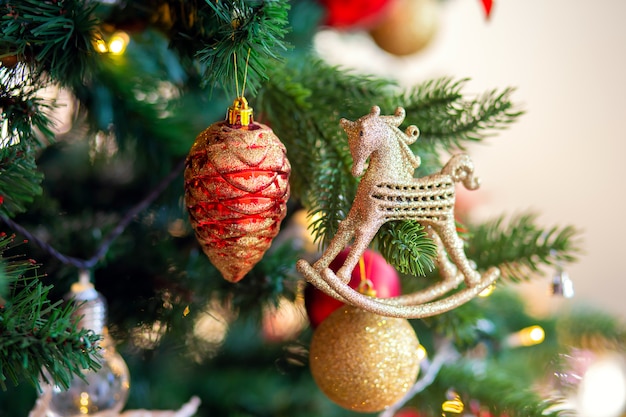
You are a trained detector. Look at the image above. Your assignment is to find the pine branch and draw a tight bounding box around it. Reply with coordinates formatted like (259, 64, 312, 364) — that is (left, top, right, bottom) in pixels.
(0, 235, 101, 391)
(184, 240, 301, 318)
(0, 0, 100, 88)
(375, 221, 438, 277)
(258, 57, 393, 247)
(196, 0, 291, 95)
(401, 78, 523, 151)
(467, 213, 582, 282)
(437, 360, 572, 417)
(0, 66, 55, 148)
(0, 147, 43, 218)
(557, 306, 626, 350)
(0, 158, 185, 270)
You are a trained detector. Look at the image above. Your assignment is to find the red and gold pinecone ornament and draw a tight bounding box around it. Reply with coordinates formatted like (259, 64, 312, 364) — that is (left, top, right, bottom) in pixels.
(184, 97, 290, 282)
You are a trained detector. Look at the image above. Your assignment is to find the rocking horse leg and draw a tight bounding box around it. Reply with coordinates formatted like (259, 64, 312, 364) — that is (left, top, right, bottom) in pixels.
(426, 226, 459, 281)
(312, 217, 355, 272)
(296, 259, 348, 303)
(437, 220, 481, 286)
(336, 220, 381, 283)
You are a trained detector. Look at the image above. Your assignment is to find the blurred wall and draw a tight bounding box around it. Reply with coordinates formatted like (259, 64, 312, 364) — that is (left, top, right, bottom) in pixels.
(315, 0, 626, 318)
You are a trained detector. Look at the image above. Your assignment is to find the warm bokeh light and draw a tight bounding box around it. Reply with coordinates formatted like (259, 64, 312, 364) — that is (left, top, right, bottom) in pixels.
(577, 353, 626, 417)
(262, 297, 308, 342)
(94, 38, 108, 53)
(442, 394, 464, 414)
(506, 324, 545, 347)
(478, 283, 495, 297)
(108, 31, 129, 55)
(416, 344, 427, 362)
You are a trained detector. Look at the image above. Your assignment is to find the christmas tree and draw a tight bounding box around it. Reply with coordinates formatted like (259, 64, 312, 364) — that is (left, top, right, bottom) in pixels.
(1, 1, 625, 416)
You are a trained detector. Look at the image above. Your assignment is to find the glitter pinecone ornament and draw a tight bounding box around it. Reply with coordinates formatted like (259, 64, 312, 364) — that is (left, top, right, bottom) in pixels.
(309, 304, 421, 412)
(184, 97, 291, 282)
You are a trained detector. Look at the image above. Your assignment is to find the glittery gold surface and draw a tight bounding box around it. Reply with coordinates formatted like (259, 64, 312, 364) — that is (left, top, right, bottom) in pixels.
(296, 106, 500, 318)
(185, 120, 290, 282)
(309, 305, 420, 413)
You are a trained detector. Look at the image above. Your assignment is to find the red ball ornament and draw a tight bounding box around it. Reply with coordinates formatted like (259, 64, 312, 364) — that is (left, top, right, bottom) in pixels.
(304, 248, 401, 328)
(319, 0, 392, 29)
(184, 97, 290, 282)
(394, 408, 423, 417)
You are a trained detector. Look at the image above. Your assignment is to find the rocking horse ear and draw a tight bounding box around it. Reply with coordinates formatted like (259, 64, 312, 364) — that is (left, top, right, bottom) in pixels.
(380, 107, 406, 127)
(339, 118, 355, 132)
(390, 107, 406, 126)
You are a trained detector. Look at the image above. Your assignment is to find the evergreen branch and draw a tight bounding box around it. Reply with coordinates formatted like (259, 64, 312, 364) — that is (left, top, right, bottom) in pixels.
(401, 77, 466, 119)
(259, 57, 395, 247)
(0, 147, 43, 218)
(467, 213, 582, 282)
(556, 306, 626, 350)
(401, 78, 523, 151)
(0, 158, 185, 270)
(437, 360, 572, 417)
(196, 0, 290, 95)
(0, 66, 56, 148)
(0, 0, 100, 87)
(375, 221, 437, 277)
(0, 235, 101, 391)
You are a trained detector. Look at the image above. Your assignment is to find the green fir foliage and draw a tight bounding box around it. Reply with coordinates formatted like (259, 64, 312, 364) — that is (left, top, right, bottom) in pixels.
(0, 0, 99, 88)
(376, 221, 437, 277)
(0, 66, 55, 148)
(467, 213, 582, 282)
(0, 235, 101, 391)
(400, 78, 524, 153)
(0, 1, 595, 416)
(0, 147, 43, 218)
(197, 0, 291, 95)
(436, 360, 570, 417)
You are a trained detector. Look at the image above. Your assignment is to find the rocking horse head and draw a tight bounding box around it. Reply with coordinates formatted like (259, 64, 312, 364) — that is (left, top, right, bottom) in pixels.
(340, 106, 406, 177)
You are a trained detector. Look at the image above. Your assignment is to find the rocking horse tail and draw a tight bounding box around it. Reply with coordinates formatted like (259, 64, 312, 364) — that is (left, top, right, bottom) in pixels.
(442, 154, 480, 190)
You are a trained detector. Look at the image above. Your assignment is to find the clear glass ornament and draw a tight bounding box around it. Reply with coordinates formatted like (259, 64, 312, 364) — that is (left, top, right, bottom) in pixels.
(550, 268, 575, 298)
(46, 330, 130, 416)
(43, 271, 130, 416)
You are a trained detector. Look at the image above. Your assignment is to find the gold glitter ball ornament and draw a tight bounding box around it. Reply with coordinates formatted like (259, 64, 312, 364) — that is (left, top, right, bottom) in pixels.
(309, 305, 421, 412)
(184, 97, 291, 282)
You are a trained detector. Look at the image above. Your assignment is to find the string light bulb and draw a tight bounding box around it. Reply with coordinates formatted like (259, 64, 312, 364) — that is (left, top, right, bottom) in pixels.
(94, 37, 108, 54)
(506, 324, 545, 347)
(478, 283, 496, 297)
(43, 270, 130, 416)
(441, 390, 464, 415)
(108, 31, 129, 55)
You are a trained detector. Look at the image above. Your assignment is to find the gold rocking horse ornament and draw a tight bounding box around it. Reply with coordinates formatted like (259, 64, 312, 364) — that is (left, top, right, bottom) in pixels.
(297, 106, 500, 319)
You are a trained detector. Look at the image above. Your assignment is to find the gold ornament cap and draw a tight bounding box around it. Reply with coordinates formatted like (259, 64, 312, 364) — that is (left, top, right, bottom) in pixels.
(67, 270, 107, 334)
(227, 96, 254, 127)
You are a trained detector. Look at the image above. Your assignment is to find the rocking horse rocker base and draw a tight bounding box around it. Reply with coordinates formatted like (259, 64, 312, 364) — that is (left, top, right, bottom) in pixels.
(297, 106, 501, 319)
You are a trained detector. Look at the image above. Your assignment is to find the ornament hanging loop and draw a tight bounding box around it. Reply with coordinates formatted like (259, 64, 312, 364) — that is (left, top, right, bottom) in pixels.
(228, 50, 254, 127)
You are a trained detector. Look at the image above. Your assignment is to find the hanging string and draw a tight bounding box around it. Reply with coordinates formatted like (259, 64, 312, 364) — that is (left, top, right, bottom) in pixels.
(0, 158, 186, 270)
(233, 48, 251, 98)
(240, 48, 251, 97)
(233, 52, 240, 99)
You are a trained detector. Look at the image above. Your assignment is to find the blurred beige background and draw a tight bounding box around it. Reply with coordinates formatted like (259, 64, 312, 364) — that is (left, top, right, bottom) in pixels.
(315, 0, 626, 318)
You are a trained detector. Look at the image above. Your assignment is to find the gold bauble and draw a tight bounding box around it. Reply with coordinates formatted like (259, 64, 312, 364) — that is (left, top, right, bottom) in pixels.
(369, 0, 439, 56)
(309, 305, 421, 412)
